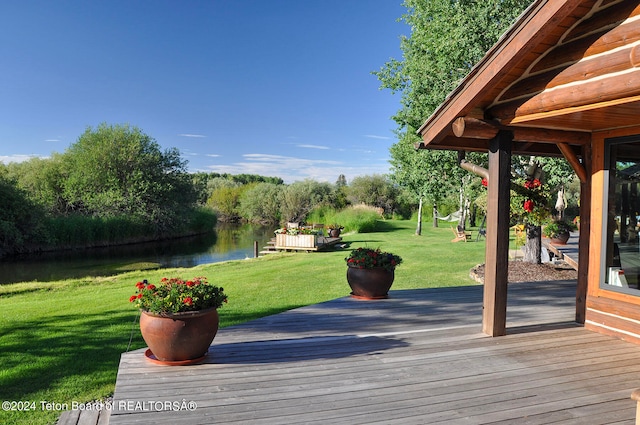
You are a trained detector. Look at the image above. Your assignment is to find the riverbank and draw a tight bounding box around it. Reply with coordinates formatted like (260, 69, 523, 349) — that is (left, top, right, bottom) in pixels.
(1, 207, 218, 259)
(0, 220, 487, 425)
(0, 223, 274, 285)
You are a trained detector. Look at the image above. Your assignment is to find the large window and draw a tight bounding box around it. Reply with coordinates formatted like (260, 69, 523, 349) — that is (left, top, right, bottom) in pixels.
(603, 137, 640, 293)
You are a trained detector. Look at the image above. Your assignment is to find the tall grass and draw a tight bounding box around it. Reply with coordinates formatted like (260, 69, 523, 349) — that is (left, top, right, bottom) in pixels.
(43, 208, 217, 249)
(45, 215, 151, 247)
(307, 204, 382, 233)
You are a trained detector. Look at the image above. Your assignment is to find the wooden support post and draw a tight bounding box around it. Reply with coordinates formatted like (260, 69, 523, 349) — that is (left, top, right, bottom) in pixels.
(483, 131, 512, 336)
(631, 388, 640, 425)
(576, 143, 591, 324)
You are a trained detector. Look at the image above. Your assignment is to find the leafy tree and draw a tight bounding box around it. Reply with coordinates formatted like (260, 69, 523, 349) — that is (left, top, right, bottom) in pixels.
(230, 174, 283, 185)
(346, 174, 400, 215)
(389, 137, 464, 232)
(207, 184, 246, 222)
(333, 174, 349, 209)
(375, 0, 530, 231)
(238, 182, 282, 224)
(279, 180, 333, 224)
(0, 171, 48, 256)
(61, 123, 196, 233)
(6, 155, 68, 214)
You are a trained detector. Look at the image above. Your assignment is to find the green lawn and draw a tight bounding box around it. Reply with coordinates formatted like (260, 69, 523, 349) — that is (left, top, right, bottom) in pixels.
(0, 219, 487, 425)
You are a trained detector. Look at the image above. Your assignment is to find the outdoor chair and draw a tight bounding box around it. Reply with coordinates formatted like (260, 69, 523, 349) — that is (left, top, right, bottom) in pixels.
(451, 226, 472, 242)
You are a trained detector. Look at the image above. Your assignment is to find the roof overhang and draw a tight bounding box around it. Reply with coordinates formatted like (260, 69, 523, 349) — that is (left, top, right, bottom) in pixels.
(417, 0, 640, 158)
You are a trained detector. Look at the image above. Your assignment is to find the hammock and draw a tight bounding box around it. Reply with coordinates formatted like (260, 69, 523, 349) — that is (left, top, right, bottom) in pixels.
(436, 211, 462, 222)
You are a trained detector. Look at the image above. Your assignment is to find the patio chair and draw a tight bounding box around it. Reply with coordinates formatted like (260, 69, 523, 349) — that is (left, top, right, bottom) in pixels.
(451, 225, 472, 242)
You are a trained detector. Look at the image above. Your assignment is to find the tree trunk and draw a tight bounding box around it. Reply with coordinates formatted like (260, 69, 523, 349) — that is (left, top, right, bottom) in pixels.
(416, 196, 423, 236)
(523, 224, 542, 264)
(469, 203, 477, 227)
(432, 203, 438, 228)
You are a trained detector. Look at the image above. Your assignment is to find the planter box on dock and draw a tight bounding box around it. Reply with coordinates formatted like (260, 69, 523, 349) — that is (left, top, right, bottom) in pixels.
(275, 234, 318, 249)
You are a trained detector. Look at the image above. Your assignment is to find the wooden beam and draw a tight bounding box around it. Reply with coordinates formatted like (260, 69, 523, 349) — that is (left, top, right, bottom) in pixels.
(459, 159, 489, 181)
(452, 117, 498, 139)
(502, 44, 640, 101)
(557, 142, 588, 183)
(452, 117, 590, 145)
(576, 143, 591, 324)
(418, 136, 569, 157)
(483, 131, 512, 337)
(489, 69, 640, 121)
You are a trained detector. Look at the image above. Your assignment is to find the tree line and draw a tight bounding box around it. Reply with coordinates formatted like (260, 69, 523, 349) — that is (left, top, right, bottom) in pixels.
(0, 124, 419, 258)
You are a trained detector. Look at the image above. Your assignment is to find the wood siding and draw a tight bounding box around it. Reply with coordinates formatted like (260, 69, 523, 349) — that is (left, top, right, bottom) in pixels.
(586, 127, 640, 343)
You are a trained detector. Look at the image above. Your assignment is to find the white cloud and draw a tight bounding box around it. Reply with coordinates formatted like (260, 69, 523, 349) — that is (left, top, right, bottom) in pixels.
(178, 134, 206, 138)
(363, 134, 392, 140)
(0, 154, 45, 164)
(205, 154, 221, 158)
(296, 144, 330, 150)
(45, 139, 61, 142)
(202, 153, 389, 183)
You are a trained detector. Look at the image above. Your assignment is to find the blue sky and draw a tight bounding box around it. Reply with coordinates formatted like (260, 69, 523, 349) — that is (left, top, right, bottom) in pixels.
(1, 1, 407, 183)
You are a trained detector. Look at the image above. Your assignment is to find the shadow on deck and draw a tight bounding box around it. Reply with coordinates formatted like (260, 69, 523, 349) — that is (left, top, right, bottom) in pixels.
(106, 280, 640, 424)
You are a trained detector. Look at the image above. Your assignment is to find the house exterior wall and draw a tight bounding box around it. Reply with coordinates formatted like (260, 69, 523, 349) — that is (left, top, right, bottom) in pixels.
(585, 126, 640, 344)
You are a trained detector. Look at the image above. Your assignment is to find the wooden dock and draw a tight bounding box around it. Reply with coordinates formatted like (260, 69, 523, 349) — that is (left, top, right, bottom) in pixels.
(107, 278, 640, 424)
(260, 236, 343, 254)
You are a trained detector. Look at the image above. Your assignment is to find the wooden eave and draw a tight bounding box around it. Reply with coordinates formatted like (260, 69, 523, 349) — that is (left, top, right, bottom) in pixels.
(417, 0, 640, 156)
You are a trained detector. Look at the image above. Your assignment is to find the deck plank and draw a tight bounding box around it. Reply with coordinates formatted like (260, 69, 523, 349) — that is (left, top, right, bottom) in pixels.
(109, 280, 640, 424)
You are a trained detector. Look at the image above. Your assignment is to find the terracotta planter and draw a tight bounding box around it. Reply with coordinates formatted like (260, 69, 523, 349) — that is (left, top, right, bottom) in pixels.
(329, 229, 342, 238)
(346, 267, 395, 299)
(550, 231, 570, 245)
(139, 307, 219, 365)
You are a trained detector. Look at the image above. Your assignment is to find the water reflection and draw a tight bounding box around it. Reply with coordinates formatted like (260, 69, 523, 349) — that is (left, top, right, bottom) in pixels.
(0, 223, 274, 284)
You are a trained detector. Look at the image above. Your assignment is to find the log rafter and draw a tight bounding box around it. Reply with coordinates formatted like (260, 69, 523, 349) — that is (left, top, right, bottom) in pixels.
(488, 2, 640, 123)
(451, 117, 590, 145)
(448, 117, 589, 182)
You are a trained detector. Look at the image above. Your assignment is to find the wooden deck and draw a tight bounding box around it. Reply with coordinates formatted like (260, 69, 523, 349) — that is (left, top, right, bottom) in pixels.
(109, 279, 640, 424)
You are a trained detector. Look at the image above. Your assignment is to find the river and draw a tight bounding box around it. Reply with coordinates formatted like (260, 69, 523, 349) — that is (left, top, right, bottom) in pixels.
(0, 223, 274, 285)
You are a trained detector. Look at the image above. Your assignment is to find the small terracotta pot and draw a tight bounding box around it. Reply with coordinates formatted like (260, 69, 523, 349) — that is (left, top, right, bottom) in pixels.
(346, 267, 395, 299)
(550, 232, 570, 245)
(139, 307, 219, 364)
(329, 229, 342, 238)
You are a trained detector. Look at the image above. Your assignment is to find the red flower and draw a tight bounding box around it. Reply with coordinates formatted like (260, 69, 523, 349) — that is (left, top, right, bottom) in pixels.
(129, 295, 137, 302)
(147, 284, 156, 290)
(135, 281, 145, 289)
(186, 280, 195, 287)
(481, 178, 488, 187)
(524, 178, 541, 189)
(137, 293, 143, 299)
(183, 297, 193, 306)
(523, 199, 535, 213)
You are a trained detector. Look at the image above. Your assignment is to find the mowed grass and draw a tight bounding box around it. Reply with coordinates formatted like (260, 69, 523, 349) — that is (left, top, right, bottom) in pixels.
(0, 219, 486, 425)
